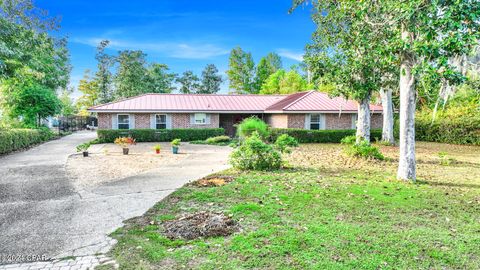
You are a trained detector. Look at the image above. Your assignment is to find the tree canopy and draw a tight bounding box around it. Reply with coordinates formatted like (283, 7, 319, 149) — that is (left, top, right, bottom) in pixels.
(226, 47, 256, 94)
(199, 64, 223, 94)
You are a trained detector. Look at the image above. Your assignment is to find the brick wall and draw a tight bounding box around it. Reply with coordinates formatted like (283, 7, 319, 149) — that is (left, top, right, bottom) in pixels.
(288, 114, 305, 129)
(98, 113, 113, 129)
(265, 114, 288, 128)
(134, 113, 151, 129)
(325, 113, 355, 130)
(172, 113, 219, 129)
(371, 114, 383, 129)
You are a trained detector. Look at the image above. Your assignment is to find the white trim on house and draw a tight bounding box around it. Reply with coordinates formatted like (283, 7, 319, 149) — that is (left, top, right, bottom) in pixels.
(155, 114, 167, 129)
(351, 114, 357, 129)
(308, 113, 326, 130)
(116, 114, 131, 130)
(190, 113, 210, 125)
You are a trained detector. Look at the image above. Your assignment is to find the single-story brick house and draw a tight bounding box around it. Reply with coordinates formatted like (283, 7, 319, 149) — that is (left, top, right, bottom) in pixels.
(89, 91, 383, 136)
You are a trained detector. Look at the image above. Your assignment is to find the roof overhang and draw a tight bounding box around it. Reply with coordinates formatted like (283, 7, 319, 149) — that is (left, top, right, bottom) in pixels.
(89, 109, 383, 114)
(88, 109, 268, 114)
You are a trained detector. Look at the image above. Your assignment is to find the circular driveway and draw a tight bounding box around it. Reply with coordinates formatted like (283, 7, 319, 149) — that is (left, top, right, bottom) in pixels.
(0, 131, 231, 265)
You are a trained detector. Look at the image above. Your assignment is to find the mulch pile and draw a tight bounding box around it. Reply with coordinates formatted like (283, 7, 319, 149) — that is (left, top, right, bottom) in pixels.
(163, 211, 238, 240)
(192, 176, 234, 187)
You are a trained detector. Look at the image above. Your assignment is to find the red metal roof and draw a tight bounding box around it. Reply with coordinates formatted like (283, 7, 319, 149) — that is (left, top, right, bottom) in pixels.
(88, 91, 383, 113)
(266, 91, 383, 112)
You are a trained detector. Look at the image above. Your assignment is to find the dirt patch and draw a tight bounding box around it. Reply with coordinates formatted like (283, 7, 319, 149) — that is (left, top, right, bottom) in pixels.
(163, 212, 238, 240)
(192, 176, 234, 187)
(66, 142, 187, 188)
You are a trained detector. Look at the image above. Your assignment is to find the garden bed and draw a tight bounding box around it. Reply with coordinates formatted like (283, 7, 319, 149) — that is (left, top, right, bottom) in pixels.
(66, 142, 187, 188)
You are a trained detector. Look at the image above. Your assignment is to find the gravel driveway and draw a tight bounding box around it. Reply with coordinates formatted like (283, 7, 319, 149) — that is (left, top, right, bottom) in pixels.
(0, 131, 231, 266)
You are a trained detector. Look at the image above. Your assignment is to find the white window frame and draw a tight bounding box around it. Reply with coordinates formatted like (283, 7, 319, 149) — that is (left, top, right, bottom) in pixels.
(351, 114, 357, 129)
(117, 114, 130, 130)
(309, 113, 324, 130)
(194, 113, 207, 124)
(155, 114, 167, 129)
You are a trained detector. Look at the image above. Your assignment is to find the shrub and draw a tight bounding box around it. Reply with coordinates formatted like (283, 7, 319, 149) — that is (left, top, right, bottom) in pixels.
(274, 134, 299, 153)
(416, 104, 480, 145)
(230, 131, 282, 171)
(341, 136, 384, 160)
(206, 135, 231, 144)
(76, 142, 91, 152)
(0, 128, 54, 155)
(236, 117, 270, 139)
(96, 128, 225, 143)
(270, 128, 382, 143)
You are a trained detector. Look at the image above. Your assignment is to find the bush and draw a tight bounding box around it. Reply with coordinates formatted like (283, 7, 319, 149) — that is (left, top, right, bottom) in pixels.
(341, 136, 384, 160)
(206, 135, 231, 144)
(230, 132, 282, 171)
(236, 117, 270, 139)
(270, 128, 382, 143)
(416, 104, 480, 145)
(0, 128, 54, 155)
(96, 128, 225, 143)
(76, 142, 91, 152)
(274, 134, 299, 153)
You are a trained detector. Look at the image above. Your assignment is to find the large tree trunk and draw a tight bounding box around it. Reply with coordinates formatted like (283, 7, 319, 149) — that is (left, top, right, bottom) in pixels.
(397, 59, 416, 181)
(380, 88, 395, 145)
(356, 93, 371, 143)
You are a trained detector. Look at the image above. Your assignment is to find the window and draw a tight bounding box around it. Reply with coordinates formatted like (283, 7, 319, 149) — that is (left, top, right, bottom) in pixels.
(156, 114, 167, 129)
(351, 114, 357, 129)
(194, 113, 207, 124)
(117, 115, 130, 129)
(310, 114, 322, 130)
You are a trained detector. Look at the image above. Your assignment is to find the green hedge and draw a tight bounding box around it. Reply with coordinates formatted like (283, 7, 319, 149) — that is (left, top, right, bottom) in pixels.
(96, 128, 225, 143)
(0, 128, 54, 155)
(269, 128, 382, 143)
(416, 106, 480, 145)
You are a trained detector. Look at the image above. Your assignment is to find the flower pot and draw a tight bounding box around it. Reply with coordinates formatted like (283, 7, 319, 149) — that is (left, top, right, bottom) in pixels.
(155, 149, 160, 154)
(172, 146, 179, 154)
(83, 151, 88, 157)
(123, 148, 129, 155)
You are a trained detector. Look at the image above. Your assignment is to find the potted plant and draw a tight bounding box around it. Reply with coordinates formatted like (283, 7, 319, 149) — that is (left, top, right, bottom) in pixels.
(114, 137, 136, 155)
(171, 138, 181, 154)
(76, 142, 91, 157)
(153, 144, 161, 154)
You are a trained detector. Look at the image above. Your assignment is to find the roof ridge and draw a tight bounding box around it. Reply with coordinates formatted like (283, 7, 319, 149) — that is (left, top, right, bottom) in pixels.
(143, 93, 286, 97)
(89, 93, 152, 109)
(281, 91, 316, 110)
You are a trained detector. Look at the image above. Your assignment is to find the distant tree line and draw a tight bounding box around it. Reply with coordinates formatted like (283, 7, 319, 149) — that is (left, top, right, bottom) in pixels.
(76, 41, 224, 115)
(226, 47, 312, 95)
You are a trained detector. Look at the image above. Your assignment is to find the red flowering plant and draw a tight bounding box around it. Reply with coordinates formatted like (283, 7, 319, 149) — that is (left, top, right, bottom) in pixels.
(114, 137, 136, 148)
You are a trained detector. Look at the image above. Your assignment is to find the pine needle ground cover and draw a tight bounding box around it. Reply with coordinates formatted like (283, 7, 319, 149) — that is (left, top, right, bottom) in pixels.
(108, 142, 480, 269)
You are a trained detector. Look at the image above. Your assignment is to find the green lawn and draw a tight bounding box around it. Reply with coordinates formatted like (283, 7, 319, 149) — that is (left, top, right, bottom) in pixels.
(108, 142, 480, 269)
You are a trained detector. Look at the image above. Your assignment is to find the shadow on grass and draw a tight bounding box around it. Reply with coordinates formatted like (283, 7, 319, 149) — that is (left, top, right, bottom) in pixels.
(416, 179, 480, 189)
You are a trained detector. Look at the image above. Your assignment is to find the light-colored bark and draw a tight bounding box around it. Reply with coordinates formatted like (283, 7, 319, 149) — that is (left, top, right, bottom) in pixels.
(380, 88, 395, 145)
(356, 93, 371, 143)
(397, 59, 416, 181)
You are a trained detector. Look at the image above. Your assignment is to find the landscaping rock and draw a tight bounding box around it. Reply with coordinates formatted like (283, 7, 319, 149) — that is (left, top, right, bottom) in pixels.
(163, 212, 238, 240)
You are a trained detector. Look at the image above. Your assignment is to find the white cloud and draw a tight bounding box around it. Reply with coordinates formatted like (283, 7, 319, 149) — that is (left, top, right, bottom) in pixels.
(73, 37, 229, 59)
(277, 49, 304, 62)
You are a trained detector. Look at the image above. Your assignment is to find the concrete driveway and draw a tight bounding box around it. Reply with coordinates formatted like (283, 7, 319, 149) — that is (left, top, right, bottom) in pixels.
(0, 131, 231, 265)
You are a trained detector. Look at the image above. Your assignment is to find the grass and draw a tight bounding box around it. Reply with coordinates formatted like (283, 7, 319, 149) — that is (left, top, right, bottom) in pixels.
(108, 142, 480, 269)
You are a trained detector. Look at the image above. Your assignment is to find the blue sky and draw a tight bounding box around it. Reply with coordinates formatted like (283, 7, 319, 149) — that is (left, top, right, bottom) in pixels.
(38, 0, 315, 97)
